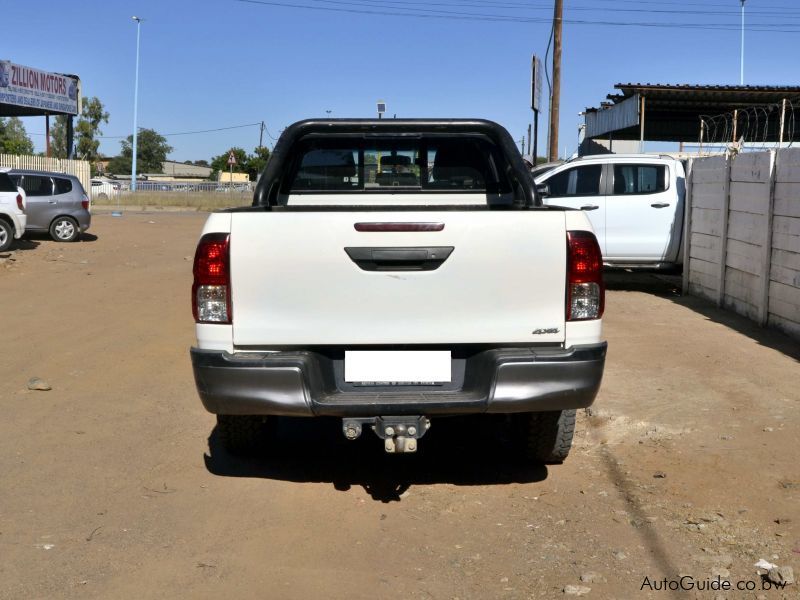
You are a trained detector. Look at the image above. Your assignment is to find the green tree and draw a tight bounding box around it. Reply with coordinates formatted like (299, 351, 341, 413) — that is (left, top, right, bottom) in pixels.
(247, 146, 271, 180)
(50, 115, 69, 158)
(75, 97, 109, 164)
(105, 153, 131, 175)
(0, 117, 35, 155)
(210, 146, 271, 181)
(107, 128, 173, 175)
(210, 147, 248, 181)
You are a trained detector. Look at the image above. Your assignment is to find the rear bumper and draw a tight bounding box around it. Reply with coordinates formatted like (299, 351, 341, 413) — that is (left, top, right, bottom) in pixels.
(13, 213, 26, 238)
(191, 343, 606, 417)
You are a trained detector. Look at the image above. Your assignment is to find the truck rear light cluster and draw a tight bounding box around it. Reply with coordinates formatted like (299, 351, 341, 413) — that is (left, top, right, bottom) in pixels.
(192, 233, 231, 324)
(566, 230, 604, 321)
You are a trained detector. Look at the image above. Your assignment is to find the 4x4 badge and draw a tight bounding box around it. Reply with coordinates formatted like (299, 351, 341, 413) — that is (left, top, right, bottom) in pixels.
(532, 328, 560, 335)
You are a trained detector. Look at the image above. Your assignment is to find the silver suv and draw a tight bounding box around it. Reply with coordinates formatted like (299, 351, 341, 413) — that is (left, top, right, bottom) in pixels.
(9, 170, 91, 242)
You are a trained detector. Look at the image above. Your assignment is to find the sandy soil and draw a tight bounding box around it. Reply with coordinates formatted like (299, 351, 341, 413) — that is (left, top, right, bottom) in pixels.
(0, 212, 798, 600)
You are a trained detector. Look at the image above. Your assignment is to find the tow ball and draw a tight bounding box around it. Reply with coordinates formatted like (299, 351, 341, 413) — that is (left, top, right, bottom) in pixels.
(342, 416, 431, 453)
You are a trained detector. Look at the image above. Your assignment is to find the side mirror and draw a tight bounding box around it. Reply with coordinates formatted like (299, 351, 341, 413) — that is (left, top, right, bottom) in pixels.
(536, 183, 550, 198)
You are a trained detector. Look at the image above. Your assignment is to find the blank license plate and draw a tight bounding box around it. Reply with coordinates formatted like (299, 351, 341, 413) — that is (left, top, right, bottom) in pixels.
(345, 351, 451, 384)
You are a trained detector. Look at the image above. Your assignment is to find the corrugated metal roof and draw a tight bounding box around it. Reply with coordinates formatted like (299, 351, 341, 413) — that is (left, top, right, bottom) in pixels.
(617, 83, 800, 92)
(584, 83, 800, 142)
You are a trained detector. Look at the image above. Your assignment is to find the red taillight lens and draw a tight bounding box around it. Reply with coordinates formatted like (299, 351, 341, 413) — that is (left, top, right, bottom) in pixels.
(192, 233, 231, 323)
(81, 195, 90, 210)
(16, 194, 24, 212)
(567, 231, 604, 321)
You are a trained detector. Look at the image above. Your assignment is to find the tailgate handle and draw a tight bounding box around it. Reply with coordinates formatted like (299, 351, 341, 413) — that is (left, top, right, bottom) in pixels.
(345, 247, 454, 271)
(651, 202, 670, 208)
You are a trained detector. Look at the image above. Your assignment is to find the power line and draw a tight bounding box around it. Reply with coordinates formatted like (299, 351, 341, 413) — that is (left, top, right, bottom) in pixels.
(355, 0, 800, 17)
(27, 121, 265, 139)
(99, 122, 264, 139)
(395, 0, 800, 12)
(235, 0, 800, 31)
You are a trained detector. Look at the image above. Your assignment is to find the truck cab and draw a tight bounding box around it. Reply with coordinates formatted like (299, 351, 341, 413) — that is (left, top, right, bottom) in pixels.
(536, 154, 686, 269)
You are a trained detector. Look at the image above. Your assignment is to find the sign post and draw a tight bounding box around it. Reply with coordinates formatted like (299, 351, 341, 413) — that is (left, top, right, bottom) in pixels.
(227, 151, 236, 192)
(531, 55, 543, 165)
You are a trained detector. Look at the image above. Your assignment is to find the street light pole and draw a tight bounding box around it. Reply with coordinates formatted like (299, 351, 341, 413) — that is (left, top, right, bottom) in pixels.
(131, 16, 143, 192)
(740, 0, 746, 85)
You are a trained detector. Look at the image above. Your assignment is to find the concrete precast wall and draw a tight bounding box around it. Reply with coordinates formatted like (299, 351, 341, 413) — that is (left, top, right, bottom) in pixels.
(0, 154, 91, 195)
(684, 149, 800, 340)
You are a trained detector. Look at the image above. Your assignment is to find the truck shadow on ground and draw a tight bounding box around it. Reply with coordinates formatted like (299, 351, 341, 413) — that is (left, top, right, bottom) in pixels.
(204, 415, 548, 502)
(605, 269, 800, 362)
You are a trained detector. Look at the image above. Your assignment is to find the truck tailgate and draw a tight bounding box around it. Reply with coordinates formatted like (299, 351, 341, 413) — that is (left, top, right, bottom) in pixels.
(230, 210, 567, 346)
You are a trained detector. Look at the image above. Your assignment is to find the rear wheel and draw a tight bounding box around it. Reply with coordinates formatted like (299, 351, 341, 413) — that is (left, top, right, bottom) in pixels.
(216, 415, 270, 455)
(50, 216, 80, 242)
(518, 409, 576, 464)
(0, 219, 12, 252)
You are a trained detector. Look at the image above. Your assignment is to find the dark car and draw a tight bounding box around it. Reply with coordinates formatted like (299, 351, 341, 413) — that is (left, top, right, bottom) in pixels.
(9, 170, 91, 242)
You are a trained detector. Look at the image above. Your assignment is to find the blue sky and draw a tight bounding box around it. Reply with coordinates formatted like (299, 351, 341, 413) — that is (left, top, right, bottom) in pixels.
(6, 0, 800, 162)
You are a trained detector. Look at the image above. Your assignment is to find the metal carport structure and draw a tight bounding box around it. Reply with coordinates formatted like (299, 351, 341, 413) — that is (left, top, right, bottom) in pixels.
(584, 83, 800, 148)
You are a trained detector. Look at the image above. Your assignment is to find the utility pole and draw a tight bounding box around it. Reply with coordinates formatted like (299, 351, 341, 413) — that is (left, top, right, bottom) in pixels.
(527, 124, 532, 155)
(259, 121, 265, 148)
(548, 0, 563, 161)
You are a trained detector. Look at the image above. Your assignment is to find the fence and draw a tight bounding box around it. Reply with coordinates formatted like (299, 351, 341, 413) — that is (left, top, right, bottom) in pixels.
(683, 149, 800, 340)
(0, 154, 91, 194)
(121, 181, 253, 193)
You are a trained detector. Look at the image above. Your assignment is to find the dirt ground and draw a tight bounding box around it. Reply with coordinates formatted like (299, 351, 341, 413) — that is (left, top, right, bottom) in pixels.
(1, 210, 798, 600)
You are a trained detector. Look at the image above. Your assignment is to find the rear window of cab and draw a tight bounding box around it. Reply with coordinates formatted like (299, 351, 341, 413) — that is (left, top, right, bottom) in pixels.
(283, 136, 512, 195)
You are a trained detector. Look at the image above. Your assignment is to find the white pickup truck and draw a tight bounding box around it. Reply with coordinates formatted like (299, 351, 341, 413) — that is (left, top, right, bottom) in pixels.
(535, 154, 686, 269)
(190, 119, 607, 463)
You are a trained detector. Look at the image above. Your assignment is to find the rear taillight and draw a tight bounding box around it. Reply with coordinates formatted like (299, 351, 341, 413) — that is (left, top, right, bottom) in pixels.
(16, 194, 24, 212)
(566, 230, 604, 321)
(81, 194, 90, 210)
(192, 233, 231, 323)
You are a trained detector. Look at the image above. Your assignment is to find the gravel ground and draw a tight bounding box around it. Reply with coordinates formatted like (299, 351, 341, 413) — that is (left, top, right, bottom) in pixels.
(1, 212, 797, 599)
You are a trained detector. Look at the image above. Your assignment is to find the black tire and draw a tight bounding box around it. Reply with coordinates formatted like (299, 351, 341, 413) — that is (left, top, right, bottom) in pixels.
(49, 216, 80, 242)
(216, 415, 270, 455)
(0, 218, 12, 252)
(97, 192, 108, 201)
(520, 409, 576, 464)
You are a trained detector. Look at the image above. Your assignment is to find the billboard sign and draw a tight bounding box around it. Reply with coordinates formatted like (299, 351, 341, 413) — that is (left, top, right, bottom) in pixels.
(0, 60, 80, 115)
(531, 55, 543, 112)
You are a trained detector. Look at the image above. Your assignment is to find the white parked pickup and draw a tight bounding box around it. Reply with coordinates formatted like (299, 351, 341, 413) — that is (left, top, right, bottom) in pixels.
(189, 119, 607, 462)
(535, 154, 686, 269)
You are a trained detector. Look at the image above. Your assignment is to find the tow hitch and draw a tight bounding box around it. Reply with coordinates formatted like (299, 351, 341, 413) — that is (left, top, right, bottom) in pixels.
(342, 416, 431, 453)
